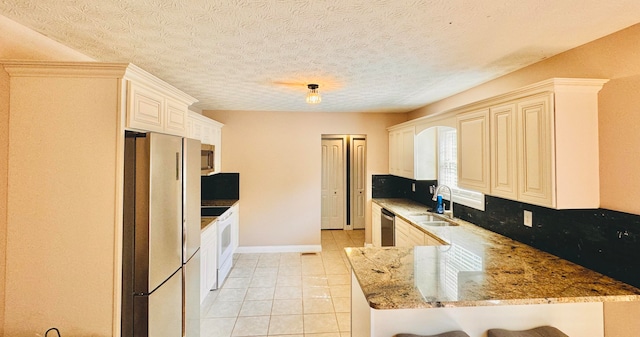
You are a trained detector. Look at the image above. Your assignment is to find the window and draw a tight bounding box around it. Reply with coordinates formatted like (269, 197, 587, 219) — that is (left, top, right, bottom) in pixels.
(437, 127, 485, 211)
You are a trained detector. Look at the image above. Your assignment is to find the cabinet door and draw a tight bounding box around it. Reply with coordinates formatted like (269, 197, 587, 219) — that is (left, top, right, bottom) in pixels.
(490, 104, 518, 200)
(230, 203, 239, 252)
(199, 241, 208, 303)
(388, 131, 398, 175)
(165, 98, 187, 135)
(127, 81, 165, 133)
(212, 124, 222, 174)
(414, 127, 438, 180)
(400, 128, 415, 179)
(394, 218, 410, 247)
(517, 94, 554, 207)
(424, 234, 443, 246)
(371, 204, 382, 247)
(200, 224, 218, 297)
(190, 117, 203, 141)
(407, 224, 426, 246)
(388, 127, 415, 179)
(457, 109, 490, 193)
(201, 123, 213, 145)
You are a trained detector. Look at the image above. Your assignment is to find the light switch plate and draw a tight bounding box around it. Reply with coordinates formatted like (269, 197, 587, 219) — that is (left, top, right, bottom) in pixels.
(524, 210, 533, 227)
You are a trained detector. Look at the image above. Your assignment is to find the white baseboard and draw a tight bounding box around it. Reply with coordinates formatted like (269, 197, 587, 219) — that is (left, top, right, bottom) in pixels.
(235, 245, 322, 254)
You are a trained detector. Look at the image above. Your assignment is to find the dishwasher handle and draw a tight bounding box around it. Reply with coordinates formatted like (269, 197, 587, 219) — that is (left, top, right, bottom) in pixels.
(381, 208, 395, 221)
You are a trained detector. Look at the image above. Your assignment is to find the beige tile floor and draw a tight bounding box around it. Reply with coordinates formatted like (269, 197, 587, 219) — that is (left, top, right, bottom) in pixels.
(200, 229, 365, 337)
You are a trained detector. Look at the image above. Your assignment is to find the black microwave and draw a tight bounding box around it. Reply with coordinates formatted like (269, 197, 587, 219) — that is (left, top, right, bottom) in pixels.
(201, 144, 215, 176)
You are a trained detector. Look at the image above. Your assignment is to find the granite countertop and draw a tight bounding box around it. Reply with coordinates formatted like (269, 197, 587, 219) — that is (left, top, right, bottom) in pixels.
(346, 198, 640, 309)
(201, 199, 238, 207)
(201, 216, 218, 230)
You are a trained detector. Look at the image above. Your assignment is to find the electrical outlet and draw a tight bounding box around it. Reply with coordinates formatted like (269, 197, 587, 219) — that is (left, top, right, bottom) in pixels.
(524, 210, 533, 227)
(411, 183, 416, 192)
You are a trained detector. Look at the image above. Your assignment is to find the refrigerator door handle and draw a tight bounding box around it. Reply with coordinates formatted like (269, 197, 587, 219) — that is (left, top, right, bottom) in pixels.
(176, 152, 180, 180)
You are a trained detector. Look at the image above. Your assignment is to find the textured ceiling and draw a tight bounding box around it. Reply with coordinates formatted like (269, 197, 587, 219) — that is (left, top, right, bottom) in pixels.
(1, 1, 639, 113)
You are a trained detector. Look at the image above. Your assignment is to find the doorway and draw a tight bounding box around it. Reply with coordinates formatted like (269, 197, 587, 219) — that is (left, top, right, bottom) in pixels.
(321, 135, 366, 230)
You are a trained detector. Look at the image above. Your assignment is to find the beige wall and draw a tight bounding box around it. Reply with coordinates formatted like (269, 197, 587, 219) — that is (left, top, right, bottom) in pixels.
(408, 23, 640, 215)
(203, 110, 406, 247)
(0, 59, 9, 336)
(604, 301, 640, 336)
(0, 14, 96, 336)
(4, 75, 119, 336)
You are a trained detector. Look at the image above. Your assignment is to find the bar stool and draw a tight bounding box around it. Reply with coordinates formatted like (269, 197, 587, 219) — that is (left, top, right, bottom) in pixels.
(487, 326, 569, 337)
(395, 331, 470, 337)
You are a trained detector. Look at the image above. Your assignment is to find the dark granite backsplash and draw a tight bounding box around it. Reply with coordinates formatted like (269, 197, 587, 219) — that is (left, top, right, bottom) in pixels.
(202, 173, 240, 200)
(372, 174, 640, 288)
(372, 174, 439, 209)
(456, 197, 640, 289)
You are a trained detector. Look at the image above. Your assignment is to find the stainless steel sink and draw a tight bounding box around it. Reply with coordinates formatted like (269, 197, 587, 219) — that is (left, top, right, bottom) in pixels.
(417, 220, 451, 227)
(409, 214, 457, 227)
(406, 212, 431, 217)
(410, 214, 440, 222)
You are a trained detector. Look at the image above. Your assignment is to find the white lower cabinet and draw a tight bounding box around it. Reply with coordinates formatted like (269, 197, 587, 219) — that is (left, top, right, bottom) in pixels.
(395, 217, 420, 247)
(230, 202, 240, 253)
(371, 203, 382, 247)
(200, 221, 217, 304)
(394, 217, 443, 247)
(424, 234, 443, 246)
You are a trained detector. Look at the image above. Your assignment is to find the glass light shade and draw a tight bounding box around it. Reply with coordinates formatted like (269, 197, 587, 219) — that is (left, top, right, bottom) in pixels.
(306, 89, 321, 104)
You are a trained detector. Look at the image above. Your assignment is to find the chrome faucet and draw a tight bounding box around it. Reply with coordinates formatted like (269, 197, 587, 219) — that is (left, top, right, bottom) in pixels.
(432, 185, 454, 219)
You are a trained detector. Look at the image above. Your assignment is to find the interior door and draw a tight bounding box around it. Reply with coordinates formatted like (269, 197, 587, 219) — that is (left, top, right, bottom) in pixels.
(321, 138, 345, 229)
(351, 138, 366, 229)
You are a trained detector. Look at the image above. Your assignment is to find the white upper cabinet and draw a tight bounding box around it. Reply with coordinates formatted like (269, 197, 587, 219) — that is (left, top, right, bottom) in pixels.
(490, 103, 518, 200)
(400, 128, 415, 178)
(460, 78, 607, 209)
(165, 97, 189, 135)
(389, 78, 607, 210)
(389, 125, 440, 180)
(516, 94, 554, 207)
(414, 127, 438, 180)
(388, 126, 415, 179)
(187, 111, 224, 174)
(126, 81, 166, 133)
(124, 65, 197, 136)
(457, 109, 490, 194)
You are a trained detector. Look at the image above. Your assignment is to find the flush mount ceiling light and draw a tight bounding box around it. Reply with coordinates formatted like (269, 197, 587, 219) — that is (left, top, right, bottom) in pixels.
(306, 84, 321, 104)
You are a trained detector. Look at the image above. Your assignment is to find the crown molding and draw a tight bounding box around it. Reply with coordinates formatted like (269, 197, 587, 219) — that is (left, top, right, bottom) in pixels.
(389, 77, 609, 131)
(1, 60, 198, 105)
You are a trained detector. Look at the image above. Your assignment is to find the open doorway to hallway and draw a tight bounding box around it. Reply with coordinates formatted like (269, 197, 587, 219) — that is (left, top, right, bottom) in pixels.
(321, 135, 366, 230)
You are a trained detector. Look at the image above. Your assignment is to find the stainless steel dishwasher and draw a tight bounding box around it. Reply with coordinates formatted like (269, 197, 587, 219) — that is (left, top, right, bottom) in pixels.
(381, 208, 395, 246)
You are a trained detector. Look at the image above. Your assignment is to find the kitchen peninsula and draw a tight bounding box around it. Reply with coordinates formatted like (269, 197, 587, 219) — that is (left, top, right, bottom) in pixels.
(348, 199, 640, 337)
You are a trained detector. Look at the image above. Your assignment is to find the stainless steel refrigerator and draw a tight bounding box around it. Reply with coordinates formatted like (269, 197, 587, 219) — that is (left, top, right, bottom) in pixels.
(122, 131, 201, 337)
